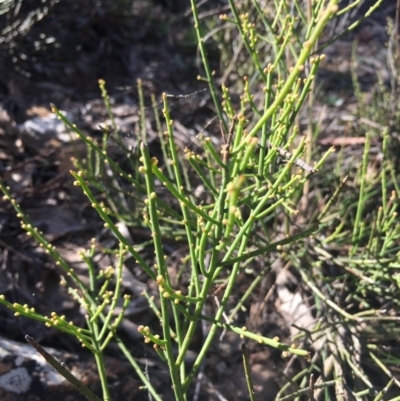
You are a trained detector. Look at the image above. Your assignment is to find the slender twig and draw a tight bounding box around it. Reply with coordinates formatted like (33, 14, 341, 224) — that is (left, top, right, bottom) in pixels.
(25, 335, 103, 401)
(277, 380, 336, 401)
(309, 374, 315, 401)
(221, 117, 236, 164)
(242, 342, 257, 401)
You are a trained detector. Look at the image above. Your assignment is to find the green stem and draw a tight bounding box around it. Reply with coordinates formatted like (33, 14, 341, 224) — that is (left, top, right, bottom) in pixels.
(190, 0, 227, 132)
(235, 0, 338, 151)
(140, 143, 185, 401)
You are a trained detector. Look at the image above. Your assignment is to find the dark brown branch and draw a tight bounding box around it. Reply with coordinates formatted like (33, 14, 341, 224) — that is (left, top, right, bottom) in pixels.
(25, 335, 102, 401)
